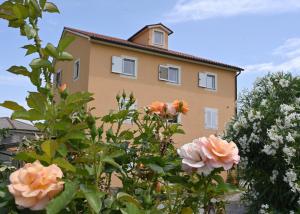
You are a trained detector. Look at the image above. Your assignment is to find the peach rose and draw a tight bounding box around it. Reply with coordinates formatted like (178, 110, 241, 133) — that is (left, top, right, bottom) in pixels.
(149, 101, 166, 115)
(59, 83, 67, 92)
(8, 160, 64, 210)
(178, 135, 240, 175)
(172, 100, 189, 114)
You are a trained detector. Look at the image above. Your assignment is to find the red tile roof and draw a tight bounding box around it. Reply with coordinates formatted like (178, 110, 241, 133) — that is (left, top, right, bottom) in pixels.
(64, 27, 243, 71)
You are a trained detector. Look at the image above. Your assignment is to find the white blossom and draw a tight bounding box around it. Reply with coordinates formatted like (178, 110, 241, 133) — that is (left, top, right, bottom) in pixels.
(280, 104, 295, 115)
(279, 79, 290, 88)
(282, 146, 296, 164)
(262, 145, 276, 156)
(270, 170, 279, 184)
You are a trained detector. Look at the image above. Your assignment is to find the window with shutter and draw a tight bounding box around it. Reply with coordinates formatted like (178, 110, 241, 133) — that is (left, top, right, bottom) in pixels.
(205, 108, 218, 129)
(112, 56, 137, 77)
(73, 59, 80, 80)
(159, 65, 180, 84)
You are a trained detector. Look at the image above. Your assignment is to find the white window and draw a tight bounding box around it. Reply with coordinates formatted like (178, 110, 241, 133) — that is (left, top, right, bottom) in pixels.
(167, 114, 181, 124)
(205, 108, 218, 130)
(153, 30, 164, 46)
(112, 56, 137, 77)
(73, 59, 80, 80)
(120, 98, 137, 124)
(159, 65, 180, 84)
(55, 69, 62, 86)
(198, 72, 217, 90)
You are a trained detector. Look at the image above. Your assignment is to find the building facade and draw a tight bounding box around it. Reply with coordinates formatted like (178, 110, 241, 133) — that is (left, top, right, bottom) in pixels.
(55, 23, 243, 145)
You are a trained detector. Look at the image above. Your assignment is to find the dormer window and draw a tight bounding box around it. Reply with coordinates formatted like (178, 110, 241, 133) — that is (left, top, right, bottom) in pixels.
(153, 30, 164, 46)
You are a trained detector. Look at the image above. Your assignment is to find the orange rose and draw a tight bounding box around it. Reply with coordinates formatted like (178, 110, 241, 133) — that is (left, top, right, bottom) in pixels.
(149, 101, 167, 115)
(178, 135, 240, 175)
(59, 83, 67, 92)
(8, 160, 64, 210)
(172, 100, 189, 114)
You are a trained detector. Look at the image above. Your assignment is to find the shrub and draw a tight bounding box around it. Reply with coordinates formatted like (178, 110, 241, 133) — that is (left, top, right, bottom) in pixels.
(0, 1, 239, 213)
(225, 72, 300, 213)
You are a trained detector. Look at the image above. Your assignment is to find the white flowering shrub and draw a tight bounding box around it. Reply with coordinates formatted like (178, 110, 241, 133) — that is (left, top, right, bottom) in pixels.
(225, 72, 300, 213)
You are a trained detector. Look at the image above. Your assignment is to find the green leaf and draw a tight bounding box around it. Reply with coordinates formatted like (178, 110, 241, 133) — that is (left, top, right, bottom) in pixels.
(46, 181, 78, 214)
(24, 24, 36, 40)
(181, 207, 193, 214)
(7, 65, 30, 76)
(0, 101, 25, 111)
(41, 140, 57, 158)
(12, 4, 28, 19)
(22, 44, 38, 55)
(30, 69, 41, 86)
(58, 36, 75, 51)
(121, 203, 142, 214)
(80, 185, 105, 213)
(43, 2, 59, 13)
(12, 109, 44, 121)
(146, 163, 165, 174)
(212, 174, 225, 184)
(117, 192, 141, 208)
(15, 151, 50, 163)
(58, 51, 73, 61)
(30, 58, 51, 69)
(26, 92, 47, 113)
(45, 43, 59, 58)
(53, 158, 76, 172)
(39, 0, 47, 9)
(102, 157, 125, 176)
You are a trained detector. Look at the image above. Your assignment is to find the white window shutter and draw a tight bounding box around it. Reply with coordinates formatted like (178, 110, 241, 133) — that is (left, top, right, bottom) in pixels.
(199, 73, 207, 88)
(205, 109, 211, 129)
(212, 110, 218, 129)
(112, 56, 122, 74)
(159, 65, 169, 81)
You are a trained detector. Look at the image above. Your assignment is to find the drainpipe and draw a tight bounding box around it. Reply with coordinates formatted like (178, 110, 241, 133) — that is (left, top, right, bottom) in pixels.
(235, 70, 241, 116)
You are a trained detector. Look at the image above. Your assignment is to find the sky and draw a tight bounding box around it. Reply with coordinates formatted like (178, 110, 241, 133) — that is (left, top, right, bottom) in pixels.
(1, 0, 300, 117)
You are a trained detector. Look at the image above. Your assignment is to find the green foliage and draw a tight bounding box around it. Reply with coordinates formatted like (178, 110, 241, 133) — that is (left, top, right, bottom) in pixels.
(225, 72, 300, 213)
(0, 1, 236, 213)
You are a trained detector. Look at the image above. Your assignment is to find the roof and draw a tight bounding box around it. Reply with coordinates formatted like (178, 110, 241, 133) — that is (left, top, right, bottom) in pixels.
(128, 23, 173, 41)
(64, 27, 243, 71)
(0, 117, 38, 131)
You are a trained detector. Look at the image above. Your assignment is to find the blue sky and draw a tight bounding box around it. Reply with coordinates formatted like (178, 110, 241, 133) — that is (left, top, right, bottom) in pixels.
(1, 0, 300, 117)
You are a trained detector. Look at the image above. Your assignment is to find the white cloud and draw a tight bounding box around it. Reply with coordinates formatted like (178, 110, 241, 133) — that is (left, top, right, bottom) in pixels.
(165, 0, 300, 22)
(245, 38, 300, 74)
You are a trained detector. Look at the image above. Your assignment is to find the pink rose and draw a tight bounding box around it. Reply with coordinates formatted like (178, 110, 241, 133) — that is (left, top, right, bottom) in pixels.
(8, 160, 64, 210)
(178, 135, 240, 175)
(177, 141, 213, 175)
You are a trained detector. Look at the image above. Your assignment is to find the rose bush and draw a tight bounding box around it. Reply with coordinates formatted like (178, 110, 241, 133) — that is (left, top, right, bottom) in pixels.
(0, 1, 239, 213)
(225, 72, 300, 213)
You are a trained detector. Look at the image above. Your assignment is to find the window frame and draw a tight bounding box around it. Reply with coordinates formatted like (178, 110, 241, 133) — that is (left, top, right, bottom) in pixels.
(158, 65, 181, 85)
(153, 30, 164, 46)
(73, 59, 80, 81)
(204, 107, 218, 130)
(121, 57, 137, 77)
(198, 72, 217, 91)
(55, 69, 62, 86)
(206, 73, 216, 90)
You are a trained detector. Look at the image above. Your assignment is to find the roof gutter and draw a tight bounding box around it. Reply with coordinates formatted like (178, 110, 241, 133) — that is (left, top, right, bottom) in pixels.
(235, 71, 242, 115)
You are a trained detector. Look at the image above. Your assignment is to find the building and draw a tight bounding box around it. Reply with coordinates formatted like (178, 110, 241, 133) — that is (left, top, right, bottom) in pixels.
(55, 23, 243, 145)
(0, 117, 39, 164)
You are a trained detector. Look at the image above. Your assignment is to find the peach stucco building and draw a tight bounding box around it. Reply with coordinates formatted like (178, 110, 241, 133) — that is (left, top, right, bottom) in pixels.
(55, 23, 243, 145)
